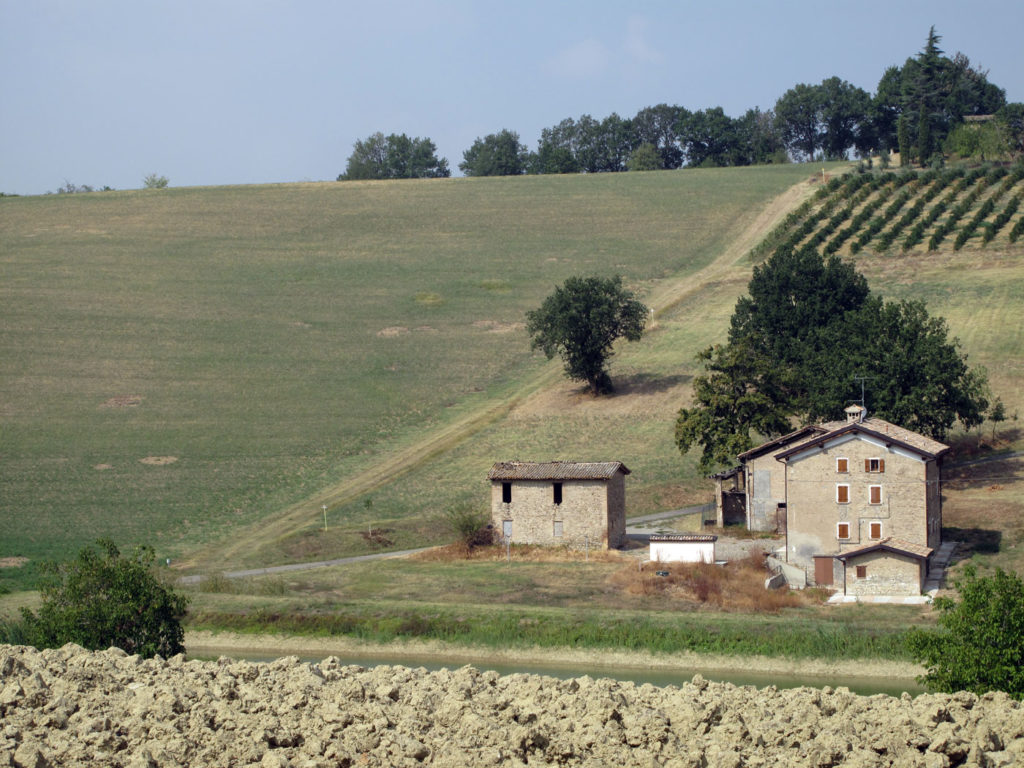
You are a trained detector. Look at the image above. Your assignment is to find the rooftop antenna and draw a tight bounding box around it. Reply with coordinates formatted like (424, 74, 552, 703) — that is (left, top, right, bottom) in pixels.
(851, 374, 872, 409)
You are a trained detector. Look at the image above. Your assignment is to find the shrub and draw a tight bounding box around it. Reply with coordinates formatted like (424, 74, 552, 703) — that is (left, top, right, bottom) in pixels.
(907, 565, 1024, 698)
(20, 540, 187, 658)
(443, 503, 493, 550)
(143, 173, 169, 189)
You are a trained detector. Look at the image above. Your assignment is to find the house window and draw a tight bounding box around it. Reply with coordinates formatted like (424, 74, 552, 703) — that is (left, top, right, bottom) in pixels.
(869, 521, 882, 540)
(553, 521, 563, 538)
(865, 458, 885, 473)
(869, 485, 883, 505)
(837, 484, 850, 504)
(837, 522, 851, 540)
(836, 457, 849, 473)
(553, 482, 563, 505)
(501, 482, 512, 504)
(856, 565, 868, 578)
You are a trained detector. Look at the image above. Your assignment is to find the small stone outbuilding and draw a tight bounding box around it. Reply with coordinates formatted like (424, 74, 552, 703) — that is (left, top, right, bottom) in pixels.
(488, 461, 630, 549)
(835, 538, 933, 597)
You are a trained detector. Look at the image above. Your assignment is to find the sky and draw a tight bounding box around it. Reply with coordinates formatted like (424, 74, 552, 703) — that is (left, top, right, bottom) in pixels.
(2, 0, 1023, 195)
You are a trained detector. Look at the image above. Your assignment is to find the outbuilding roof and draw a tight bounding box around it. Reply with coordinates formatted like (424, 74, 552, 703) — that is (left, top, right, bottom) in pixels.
(487, 461, 630, 481)
(649, 534, 718, 543)
(834, 537, 934, 562)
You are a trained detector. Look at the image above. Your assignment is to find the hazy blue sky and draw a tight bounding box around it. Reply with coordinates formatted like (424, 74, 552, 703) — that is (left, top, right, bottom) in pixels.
(3, 0, 1022, 195)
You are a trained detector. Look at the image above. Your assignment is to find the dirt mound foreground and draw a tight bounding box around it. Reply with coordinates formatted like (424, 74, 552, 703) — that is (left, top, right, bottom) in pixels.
(1, 643, 1022, 767)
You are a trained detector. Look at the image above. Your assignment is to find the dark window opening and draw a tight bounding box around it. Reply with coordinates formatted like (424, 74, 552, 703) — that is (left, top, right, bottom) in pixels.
(502, 482, 512, 504)
(553, 482, 563, 505)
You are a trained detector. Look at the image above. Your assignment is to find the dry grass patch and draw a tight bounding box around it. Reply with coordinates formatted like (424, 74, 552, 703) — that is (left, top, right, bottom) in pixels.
(413, 543, 625, 564)
(610, 549, 809, 613)
(138, 456, 178, 466)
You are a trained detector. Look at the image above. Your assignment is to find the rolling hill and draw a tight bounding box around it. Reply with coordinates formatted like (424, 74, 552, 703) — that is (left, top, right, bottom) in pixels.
(2, 163, 1022, 584)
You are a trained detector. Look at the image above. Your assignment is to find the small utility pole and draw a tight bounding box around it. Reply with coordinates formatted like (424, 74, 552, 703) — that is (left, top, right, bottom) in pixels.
(322, 504, 328, 531)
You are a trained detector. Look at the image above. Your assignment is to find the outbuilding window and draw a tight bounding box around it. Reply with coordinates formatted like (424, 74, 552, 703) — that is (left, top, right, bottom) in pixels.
(502, 482, 512, 504)
(856, 565, 868, 578)
(553, 482, 563, 505)
(553, 521, 563, 538)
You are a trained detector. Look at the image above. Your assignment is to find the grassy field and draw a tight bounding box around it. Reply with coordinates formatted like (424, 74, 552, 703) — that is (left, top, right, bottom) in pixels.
(176, 544, 922, 662)
(3, 161, 1024, 594)
(1, 166, 816, 586)
(4, 160, 1024, 670)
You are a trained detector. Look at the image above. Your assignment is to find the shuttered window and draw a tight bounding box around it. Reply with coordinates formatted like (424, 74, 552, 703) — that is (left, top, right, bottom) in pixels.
(837, 484, 850, 504)
(869, 485, 882, 505)
(865, 458, 885, 473)
(869, 522, 882, 539)
(856, 565, 867, 578)
(837, 522, 851, 540)
(836, 457, 848, 473)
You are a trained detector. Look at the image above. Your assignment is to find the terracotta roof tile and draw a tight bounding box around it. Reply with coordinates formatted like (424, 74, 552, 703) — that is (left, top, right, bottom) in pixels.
(835, 537, 933, 561)
(487, 461, 630, 481)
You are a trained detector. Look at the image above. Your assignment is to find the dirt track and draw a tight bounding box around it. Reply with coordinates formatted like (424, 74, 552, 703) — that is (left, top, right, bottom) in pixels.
(181, 177, 818, 575)
(2, 643, 1021, 767)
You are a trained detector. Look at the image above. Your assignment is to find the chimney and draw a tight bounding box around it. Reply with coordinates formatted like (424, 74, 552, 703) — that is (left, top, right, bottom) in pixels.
(844, 404, 866, 424)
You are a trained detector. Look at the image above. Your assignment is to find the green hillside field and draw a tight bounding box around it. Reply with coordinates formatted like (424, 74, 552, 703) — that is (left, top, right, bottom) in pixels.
(3, 163, 1023, 589)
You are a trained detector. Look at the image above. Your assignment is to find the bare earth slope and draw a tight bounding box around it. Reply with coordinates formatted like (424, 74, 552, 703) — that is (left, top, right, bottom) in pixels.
(2, 643, 1021, 767)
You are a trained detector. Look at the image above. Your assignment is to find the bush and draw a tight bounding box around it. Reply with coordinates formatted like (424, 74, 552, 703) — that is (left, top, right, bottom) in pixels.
(443, 503, 493, 550)
(143, 173, 169, 189)
(906, 565, 1024, 698)
(20, 539, 188, 658)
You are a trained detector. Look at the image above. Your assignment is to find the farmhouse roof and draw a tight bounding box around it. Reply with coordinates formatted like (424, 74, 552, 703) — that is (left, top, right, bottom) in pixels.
(488, 461, 630, 481)
(773, 417, 949, 462)
(834, 537, 933, 562)
(736, 425, 827, 461)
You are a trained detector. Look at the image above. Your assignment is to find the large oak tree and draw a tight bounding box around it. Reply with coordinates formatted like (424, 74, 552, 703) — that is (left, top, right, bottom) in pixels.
(676, 246, 989, 470)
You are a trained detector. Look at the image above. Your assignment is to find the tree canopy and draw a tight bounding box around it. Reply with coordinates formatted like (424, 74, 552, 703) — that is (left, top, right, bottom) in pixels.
(676, 246, 989, 470)
(526, 275, 647, 395)
(20, 540, 188, 658)
(459, 130, 528, 176)
(906, 566, 1024, 698)
(339, 132, 450, 180)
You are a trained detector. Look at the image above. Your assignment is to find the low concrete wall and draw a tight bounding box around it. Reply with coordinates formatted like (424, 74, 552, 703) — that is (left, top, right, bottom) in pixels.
(767, 556, 807, 589)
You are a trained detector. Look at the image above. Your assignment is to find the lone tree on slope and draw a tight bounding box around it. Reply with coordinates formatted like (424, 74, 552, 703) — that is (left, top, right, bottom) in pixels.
(526, 274, 647, 395)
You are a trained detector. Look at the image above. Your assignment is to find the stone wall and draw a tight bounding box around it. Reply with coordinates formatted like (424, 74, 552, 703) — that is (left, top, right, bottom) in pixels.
(490, 474, 625, 549)
(842, 549, 926, 597)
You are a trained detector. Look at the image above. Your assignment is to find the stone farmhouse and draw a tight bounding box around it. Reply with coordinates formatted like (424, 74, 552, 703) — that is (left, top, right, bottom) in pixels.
(714, 405, 948, 596)
(487, 461, 630, 549)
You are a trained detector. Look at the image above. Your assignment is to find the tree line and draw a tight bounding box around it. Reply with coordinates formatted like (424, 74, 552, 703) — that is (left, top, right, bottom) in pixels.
(340, 28, 1022, 181)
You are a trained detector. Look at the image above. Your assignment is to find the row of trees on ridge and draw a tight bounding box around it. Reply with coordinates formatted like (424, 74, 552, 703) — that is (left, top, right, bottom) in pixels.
(341, 28, 1022, 180)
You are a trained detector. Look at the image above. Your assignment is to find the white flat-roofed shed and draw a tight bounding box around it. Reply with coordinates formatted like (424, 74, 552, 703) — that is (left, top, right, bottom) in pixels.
(649, 533, 718, 563)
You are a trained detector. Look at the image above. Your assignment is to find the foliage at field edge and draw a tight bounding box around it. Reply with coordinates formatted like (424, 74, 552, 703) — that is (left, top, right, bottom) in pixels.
(17, 540, 188, 659)
(907, 565, 1024, 699)
(187, 604, 913, 663)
